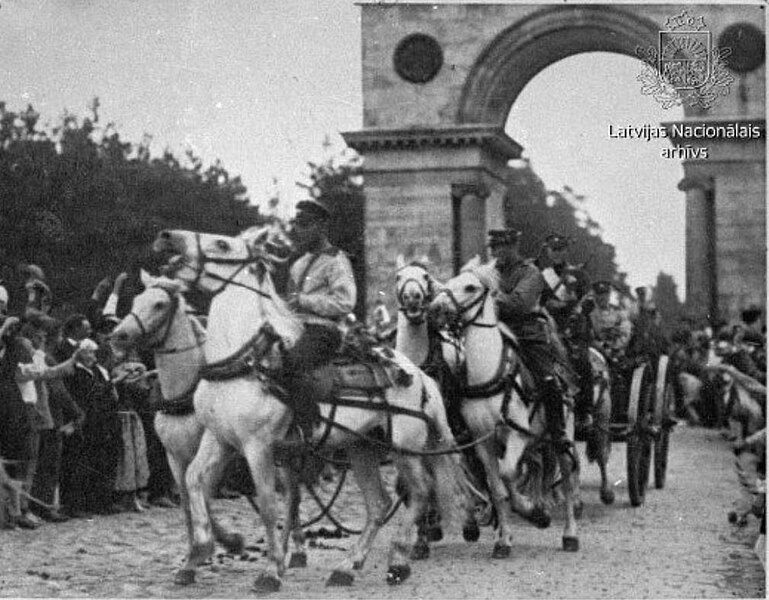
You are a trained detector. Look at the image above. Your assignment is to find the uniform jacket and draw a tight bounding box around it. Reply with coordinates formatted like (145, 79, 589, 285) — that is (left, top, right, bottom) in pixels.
(495, 257, 548, 340)
(288, 243, 356, 326)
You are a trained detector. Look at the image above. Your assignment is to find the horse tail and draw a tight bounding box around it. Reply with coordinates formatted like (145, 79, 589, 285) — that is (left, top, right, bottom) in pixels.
(419, 372, 469, 529)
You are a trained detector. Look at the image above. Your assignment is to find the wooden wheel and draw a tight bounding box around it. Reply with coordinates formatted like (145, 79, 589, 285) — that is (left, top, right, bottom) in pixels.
(653, 356, 674, 489)
(627, 364, 653, 507)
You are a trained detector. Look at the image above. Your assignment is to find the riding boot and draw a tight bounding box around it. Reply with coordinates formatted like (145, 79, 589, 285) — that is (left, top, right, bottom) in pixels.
(541, 376, 571, 456)
(285, 374, 321, 440)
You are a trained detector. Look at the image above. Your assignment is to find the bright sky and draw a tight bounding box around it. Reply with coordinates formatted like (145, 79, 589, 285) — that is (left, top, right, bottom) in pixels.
(1, 0, 685, 295)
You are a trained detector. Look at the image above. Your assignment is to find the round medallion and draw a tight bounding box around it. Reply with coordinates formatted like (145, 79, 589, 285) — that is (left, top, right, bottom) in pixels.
(717, 23, 765, 74)
(393, 33, 443, 84)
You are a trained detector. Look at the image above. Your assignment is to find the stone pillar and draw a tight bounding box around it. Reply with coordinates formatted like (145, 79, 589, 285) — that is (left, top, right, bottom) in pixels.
(451, 183, 490, 272)
(679, 176, 716, 325)
(342, 125, 521, 316)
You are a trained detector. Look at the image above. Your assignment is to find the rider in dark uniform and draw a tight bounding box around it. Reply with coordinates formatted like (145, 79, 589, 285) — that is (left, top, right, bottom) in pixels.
(488, 228, 571, 454)
(536, 234, 593, 434)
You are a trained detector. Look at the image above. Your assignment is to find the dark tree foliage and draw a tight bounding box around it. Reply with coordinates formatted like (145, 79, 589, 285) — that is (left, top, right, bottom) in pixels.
(0, 101, 263, 315)
(651, 271, 685, 329)
(503, 159, 630, 296)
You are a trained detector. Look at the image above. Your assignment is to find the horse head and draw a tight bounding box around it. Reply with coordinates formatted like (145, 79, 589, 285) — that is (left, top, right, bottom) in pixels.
(153, 226, 302, 353)
(153, 223, 291, 295)
(110, 270, 191, 351)
(395, 260, 440, 325)
(429, 257, 499, 330)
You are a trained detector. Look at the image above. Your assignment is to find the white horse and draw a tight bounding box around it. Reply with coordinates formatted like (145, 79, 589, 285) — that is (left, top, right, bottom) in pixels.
(109, 273, 248, 573)
(430, 257, 580, 555)
(154, 226, 467, 592)
(394, 260, 495, 549)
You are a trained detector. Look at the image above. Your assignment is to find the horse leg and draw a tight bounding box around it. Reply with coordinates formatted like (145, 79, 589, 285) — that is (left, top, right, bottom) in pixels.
(385, 455, 429, 586)
(474, 440, 516, 558)
(559, 410, 580, 552)
(499, 432, 551, 530)
(559, 448, 580, 551)
(242, 440, 285, 593)
(164, 451, 195, 565)
(177, 430, 233, 585)
(327, 447, 390, 587)
(281, 467, 307, 569)
(595, 384, 615, 505)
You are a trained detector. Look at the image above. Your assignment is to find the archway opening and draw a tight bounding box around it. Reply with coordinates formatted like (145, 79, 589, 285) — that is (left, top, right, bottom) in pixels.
(505, 52, 686, 309)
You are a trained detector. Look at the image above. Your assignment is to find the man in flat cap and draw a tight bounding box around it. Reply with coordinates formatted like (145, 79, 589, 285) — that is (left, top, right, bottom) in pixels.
(588, 281, 632, 357)
(283, 198, 357, 434)
(488, 228, 572, 454)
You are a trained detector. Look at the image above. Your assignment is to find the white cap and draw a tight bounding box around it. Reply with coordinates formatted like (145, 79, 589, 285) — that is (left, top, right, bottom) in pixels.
(0, 286, 8, 304)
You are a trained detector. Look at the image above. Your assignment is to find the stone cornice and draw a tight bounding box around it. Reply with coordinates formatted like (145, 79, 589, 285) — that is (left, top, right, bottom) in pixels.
(342, 125, 522, 162)
(678, 176, 714, 193)
(451, 182, 490, 201)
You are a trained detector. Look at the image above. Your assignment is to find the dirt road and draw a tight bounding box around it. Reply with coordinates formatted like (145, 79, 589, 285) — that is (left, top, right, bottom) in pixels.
(0, 425, 764, 599)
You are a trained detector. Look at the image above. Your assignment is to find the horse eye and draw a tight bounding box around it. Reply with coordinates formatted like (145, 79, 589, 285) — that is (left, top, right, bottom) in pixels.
(464, 284, 477, 293)
(215, 239, 230, 251)
(154, 301, 167, 310)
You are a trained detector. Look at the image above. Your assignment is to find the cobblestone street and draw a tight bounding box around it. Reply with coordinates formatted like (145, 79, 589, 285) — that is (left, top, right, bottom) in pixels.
(0, 425, 764, 599)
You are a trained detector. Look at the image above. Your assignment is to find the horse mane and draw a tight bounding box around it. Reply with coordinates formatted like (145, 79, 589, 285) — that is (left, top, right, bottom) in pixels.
(148, 275, 187, 295)
(460, 256, 500, 292)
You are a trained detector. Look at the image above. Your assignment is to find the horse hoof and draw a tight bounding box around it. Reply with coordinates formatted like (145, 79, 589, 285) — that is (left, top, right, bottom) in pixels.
(288, 552, 307, 568)
(174, 569, 195, 586)
(410, 540, 430, 561)
(427, 526, 443, 542)
(528, 506, 552, 529)
(562, 536, 580, 552)
(221, 533, 245, 555)
(326, 570, 354, 587)
(491, 543, 511, 559)
(600, 489, 616, 505)
(386, 564, 411, 585)
(252, 573, 281, 594)
(574, 500, 584, 520)
(462, 522, 480, 542)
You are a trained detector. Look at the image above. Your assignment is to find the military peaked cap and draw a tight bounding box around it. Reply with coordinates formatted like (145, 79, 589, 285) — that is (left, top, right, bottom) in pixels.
(741, 305, 762, 324)
(295, 198, 331, 222)
(487, 228, 521, 247)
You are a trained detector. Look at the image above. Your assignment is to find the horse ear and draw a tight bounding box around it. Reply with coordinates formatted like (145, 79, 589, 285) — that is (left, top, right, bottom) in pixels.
(462, 255, 481, 271)
(139, 269, 153, 288)
(395, 254, 405, 270)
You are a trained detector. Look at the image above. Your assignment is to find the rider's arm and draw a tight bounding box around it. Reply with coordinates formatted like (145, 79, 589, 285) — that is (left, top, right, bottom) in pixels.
(497, 266, 544, 321)
(295, 255, 356, 319)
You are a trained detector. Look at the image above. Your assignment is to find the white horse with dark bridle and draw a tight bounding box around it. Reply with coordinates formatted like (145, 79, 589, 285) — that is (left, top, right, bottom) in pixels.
(430, 257, 581, 555)
(110, 272, 279, 579)
(153, 225, 467, 593)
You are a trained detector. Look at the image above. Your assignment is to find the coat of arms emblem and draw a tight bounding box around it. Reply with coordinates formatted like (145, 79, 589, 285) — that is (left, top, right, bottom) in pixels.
(636, 11, 733, 109)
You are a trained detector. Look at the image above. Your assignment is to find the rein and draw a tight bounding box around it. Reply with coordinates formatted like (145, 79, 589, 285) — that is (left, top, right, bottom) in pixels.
(186, 231, 272, 299)
(127, 285, 206, 355)
(440, 279, 537, 437)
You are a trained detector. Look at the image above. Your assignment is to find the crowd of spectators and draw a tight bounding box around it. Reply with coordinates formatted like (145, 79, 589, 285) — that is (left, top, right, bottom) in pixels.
(669, 307, 766, 429)
(0, 265, 178, 530)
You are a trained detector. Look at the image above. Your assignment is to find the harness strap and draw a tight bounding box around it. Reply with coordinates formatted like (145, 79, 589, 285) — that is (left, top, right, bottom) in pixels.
(200, 324, 280, 381)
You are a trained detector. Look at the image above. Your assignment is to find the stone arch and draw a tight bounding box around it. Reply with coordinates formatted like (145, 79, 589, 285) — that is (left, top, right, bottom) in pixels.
(458, 5, 664, 125)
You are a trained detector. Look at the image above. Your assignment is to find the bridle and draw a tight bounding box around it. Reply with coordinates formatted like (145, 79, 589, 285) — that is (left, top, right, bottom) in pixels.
(127, 285, 205, 355)
(176, 232, 273, 299)
(434, 276, 496, 330)
(396, 264, 432, 325)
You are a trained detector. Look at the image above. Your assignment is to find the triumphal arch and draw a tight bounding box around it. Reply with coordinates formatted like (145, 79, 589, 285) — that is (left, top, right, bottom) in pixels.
(342, 2, 766, 324)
